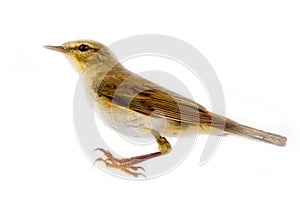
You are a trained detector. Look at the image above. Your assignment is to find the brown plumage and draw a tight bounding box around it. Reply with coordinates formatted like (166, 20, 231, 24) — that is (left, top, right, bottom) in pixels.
(95, 63, 286, 146)
(45, 40, 287, 178)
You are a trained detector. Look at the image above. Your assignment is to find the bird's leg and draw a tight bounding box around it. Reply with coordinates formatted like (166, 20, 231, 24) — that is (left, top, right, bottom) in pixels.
(94, 129, 172, 178)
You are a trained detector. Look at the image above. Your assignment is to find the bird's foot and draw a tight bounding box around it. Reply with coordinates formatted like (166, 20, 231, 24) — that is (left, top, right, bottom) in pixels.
(94, 148, 146, 178)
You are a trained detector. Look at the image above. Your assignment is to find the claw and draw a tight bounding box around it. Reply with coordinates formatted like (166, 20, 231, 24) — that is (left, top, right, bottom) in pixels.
(94, 148, 146, 178)
(127, 166, 145, 172)
(94, 148, 105, 153)
(95, 148, 113, 158)
(93, 157, 105, 166)
(122, 168, 146, 178)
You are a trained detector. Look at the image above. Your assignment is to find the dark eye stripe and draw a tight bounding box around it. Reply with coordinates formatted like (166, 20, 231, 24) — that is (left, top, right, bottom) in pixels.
(68, 45, 99, 52)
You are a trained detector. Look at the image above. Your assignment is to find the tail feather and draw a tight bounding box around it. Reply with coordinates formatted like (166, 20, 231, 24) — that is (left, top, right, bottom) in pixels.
(210, 113, 287, 146)
(224, 121, 287, 146)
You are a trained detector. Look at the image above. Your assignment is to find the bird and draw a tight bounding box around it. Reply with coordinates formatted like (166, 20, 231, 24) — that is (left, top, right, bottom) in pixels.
(45, 40, 287, 177)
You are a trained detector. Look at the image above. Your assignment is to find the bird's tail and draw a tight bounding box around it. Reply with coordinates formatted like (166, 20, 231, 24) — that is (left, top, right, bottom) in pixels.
(210, 113, 287, 146)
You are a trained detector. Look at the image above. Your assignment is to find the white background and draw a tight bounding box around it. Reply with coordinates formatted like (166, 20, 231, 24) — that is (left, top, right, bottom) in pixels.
(1, 0, 299, 211)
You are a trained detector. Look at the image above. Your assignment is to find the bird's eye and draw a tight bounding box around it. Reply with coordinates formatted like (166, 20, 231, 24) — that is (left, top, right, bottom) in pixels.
(78, 44, 89, 52)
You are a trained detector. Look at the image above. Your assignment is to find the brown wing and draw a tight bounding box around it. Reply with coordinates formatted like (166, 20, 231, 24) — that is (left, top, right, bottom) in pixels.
(96, 65, 214, 125)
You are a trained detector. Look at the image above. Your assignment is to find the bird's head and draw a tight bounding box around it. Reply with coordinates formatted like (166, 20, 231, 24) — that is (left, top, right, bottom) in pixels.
(45, 40, 112, 73)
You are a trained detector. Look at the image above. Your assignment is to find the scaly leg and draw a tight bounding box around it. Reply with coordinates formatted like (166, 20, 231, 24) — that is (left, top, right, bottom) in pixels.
(94, 130, 172, 178)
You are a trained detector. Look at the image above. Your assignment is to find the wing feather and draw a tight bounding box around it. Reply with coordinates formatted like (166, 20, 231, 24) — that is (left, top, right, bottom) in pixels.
(95, 66, 215, 126)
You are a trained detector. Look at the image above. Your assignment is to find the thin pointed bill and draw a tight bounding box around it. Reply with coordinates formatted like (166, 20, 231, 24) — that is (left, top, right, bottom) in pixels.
(44, 45, 66, 53)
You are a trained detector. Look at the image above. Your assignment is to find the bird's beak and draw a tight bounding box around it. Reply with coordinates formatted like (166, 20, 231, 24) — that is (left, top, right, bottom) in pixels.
(44, 45, 66, 53)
